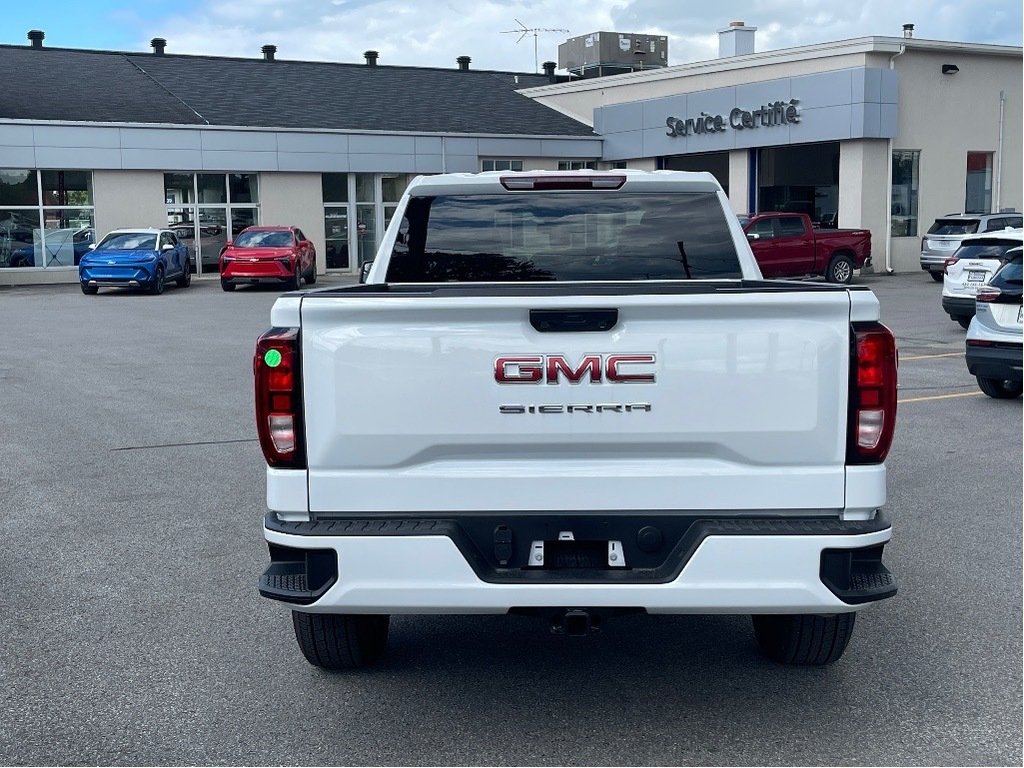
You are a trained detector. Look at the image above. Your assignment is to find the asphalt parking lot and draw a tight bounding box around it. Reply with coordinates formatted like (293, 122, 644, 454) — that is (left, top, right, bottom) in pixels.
(1, 272, 1020, 766)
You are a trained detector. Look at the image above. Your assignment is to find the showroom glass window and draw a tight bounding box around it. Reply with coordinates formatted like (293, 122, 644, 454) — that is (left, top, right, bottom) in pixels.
(757, 143, 839, 227)
(0, 169, 94, 269)
(965, 153, 993, 214)
(323, 172, 411, 272)
(891, 150, 920, 237)
(557, 160, 598, 171)
(164, 173, 259, 276)
(663, 152, 730, 197)
(481, 159, 523, 172)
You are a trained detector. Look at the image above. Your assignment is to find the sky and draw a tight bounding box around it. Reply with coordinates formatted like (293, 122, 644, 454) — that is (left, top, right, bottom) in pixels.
(2, 0, 1021, 73)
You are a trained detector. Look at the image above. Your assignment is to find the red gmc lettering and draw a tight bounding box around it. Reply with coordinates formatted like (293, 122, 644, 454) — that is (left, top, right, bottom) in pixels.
(494, 356, 543, 383)
(545, 355, 601, 384)
(607, 354, 657, 382)
(496, 354, 656, 384)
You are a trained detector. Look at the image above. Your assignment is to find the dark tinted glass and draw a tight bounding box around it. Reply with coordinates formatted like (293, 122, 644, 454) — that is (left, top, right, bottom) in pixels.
(953, 241, 1019, 260)
(0, 169, 38, 205)
(386, 192, 741, 282)
(928, 219, 979, 235)
(990, 251, 1023, 290)
(777, 216, 805, 237)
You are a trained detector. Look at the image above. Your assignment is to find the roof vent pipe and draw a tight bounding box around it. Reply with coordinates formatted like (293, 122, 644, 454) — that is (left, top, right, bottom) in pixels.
(457, 55, 471, 71)
(27, 30, 44, 48)
(262, 44, 277, 61)
(151, 38, 167, 55)
(364, 50, 378, 66)
(542, 61, 556, 81)
(902, 24, 914, 39)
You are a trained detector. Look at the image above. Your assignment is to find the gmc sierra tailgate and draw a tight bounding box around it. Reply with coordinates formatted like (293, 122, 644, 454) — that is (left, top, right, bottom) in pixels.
(298, 282, 856, 514)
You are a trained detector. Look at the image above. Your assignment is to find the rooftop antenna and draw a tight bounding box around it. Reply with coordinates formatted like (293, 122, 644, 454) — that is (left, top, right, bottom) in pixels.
(501, 18, 569, 73)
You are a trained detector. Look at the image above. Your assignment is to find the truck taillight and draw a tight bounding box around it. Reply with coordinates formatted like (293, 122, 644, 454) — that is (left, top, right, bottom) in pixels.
(847, 322, 897, 464)
(254, 327, 306, 468)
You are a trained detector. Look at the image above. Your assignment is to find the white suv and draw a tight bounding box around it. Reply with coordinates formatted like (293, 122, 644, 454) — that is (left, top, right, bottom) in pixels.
(941, 229, 1024, 328)
(921, 213, 1022, 281)
(966, 247, 1023, 398)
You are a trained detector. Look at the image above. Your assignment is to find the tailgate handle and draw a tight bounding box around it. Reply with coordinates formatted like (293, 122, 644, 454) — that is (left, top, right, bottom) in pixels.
(530, 309, 618, 333)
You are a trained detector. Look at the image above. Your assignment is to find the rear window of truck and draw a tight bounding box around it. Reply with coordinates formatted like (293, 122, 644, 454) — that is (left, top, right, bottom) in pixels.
(385, 192, 742, 282)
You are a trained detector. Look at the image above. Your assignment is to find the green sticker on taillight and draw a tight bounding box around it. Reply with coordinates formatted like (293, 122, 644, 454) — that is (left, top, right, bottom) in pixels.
(264, 349, 283, 368)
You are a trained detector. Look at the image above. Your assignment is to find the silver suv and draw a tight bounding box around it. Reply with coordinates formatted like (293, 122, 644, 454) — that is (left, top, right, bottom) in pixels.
(921, 212, 1023, 281)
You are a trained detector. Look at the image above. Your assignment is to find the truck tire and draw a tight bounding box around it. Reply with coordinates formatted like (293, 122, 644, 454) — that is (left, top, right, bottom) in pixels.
(929, 271, 944, 283)
(826, 253, 854, 284)
(955, 316, 972, 330)
(752, 612, 855, 665)
(977, 376, 1023, 399)
(291, 611, 390, 670)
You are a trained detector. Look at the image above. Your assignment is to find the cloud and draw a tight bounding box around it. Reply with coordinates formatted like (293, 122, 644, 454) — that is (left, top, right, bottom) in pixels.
(127, 0, 1020, 70)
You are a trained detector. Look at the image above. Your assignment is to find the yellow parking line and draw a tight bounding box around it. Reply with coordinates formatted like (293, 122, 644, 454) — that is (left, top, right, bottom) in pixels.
(898, 391, 982, 404)
(900, 352, 962, 361)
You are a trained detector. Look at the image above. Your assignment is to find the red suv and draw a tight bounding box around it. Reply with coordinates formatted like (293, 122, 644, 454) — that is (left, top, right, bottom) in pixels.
(220, 226, 317, 291)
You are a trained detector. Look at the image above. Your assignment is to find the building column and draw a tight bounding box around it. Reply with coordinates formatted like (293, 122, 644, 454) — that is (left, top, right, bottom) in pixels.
(727, 150, 749, 214)
(838, 139, 890, 272)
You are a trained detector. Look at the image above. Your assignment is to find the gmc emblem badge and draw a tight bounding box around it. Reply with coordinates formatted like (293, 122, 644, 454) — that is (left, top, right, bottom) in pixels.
(494, 354, 656, 384)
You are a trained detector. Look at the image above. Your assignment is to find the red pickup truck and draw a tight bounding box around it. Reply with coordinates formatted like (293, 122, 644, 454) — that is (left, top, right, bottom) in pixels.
(739, 213, 872, 283)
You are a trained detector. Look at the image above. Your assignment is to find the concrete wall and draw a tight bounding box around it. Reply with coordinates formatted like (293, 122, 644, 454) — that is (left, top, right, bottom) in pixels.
(93, 170, 167, 236)
(728, 150, 749, 213)
(889, 49, 1023, 271)
(0, 125, 601, 176)
(258, 173, 328, 273)
(838, 139, 890, 269)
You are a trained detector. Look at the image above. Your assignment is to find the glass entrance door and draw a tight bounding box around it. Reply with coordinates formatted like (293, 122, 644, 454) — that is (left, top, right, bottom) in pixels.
(165, 173, 260, 276)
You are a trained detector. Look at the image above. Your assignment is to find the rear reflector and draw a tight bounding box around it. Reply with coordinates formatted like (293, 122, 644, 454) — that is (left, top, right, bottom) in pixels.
(499, 174, 626, 191)
(254, 327, 305, 468)
(847, 322, 898, 464)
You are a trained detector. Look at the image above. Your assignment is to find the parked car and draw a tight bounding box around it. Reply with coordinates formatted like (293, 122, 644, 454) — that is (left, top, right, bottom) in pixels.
(921, 212, 1022, 281)
(965, 246, 1022, 398)
(941, 229, 1024, 328)
(78, 228, 191, 295)
(738, 212, 871, 283)
(219, 226, 316, 291)
(8, 227, 95, 267)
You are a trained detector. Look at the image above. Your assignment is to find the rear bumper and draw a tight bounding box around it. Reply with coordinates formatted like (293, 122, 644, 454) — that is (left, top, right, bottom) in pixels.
(966, 344, 1023, 382)
(261, 512, 895, 614)
(942, 295, 976, 318)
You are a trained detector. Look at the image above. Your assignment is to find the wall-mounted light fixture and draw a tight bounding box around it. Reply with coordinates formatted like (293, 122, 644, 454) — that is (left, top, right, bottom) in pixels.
(941, 64, 959, 75)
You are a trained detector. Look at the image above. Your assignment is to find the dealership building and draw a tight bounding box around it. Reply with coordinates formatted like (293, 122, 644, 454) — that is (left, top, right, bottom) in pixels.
(0, 24, 1020, 284)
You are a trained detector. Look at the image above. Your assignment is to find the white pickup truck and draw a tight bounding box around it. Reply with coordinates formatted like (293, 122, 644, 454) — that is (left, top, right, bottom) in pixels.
(255, 170, 898, 669)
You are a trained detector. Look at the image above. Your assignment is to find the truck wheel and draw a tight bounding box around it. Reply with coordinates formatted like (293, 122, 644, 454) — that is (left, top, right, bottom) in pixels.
(929, 271, 944, 283)
(291, 611, 390, 670)
(977, 376, 1023, 399)
(752, 612, 855, 665)
(826, 254, 854, 284)
(956, 316, 972, 330)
